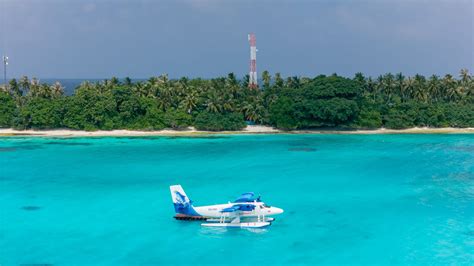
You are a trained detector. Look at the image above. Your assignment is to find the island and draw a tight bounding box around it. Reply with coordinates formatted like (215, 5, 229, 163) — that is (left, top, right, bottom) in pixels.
(0, 70, 472, 136)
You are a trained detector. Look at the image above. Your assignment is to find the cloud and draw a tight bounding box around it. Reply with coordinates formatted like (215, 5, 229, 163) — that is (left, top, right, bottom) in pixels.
(82, 3, 97, 13)
(334, 5, 379, 34)
(185, 0, 223, 12)
(3, 0, 471, 78)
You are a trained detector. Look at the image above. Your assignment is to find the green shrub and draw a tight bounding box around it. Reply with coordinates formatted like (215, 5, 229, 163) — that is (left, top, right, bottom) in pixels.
(194, 112, 246, 131)
(383, 107, 416, 129)
(0, 92, 15, 128)
(15, 97, 65, 129)
(355, 109, 382, 129)
(268, 97, 298, 130)
(164, 108, 192, 129)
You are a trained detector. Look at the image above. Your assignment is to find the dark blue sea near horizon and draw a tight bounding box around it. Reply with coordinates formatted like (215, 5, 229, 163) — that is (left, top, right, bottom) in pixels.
(26, 77, 262, 95)
(41, 78, 146, 95)
(0, 134, 473, 265)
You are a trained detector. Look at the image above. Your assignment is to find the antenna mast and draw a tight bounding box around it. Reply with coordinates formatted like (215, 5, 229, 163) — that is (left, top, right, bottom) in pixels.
(1, 0, 8, 90)
(2, 56, 7, 89)
(248, 33, 257, 89)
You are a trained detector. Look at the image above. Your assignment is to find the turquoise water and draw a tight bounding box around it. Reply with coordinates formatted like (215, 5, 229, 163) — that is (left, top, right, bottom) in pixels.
(1, 134, 473, 265)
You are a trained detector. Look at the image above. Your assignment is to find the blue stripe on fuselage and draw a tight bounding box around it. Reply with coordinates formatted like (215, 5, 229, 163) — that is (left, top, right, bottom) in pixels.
(173, 203, 201, 216)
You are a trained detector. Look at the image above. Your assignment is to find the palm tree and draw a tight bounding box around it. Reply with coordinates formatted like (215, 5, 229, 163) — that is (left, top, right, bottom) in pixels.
(442, 74, 462, 102)
(353, 72, 365, 84)
(148, 77, 158, 86)
(240, 101, 264, 123)
(426, 75, 440, 102)
(459, 69, 470, 84)
(226, 73, 238, 87)
(27, 82, 53, 99)
(19, 76, 30, 95)
(274, 73, 284, 88)
(262, 70, 271, 89)
(8, 78, 22, 97)
(458, 69, 472, 101)
(412, 74, 427, 102)
(242, 74, 250, 88)
(157, 97, 172, 111)
(382, 73, 395, 103)
(158, 74, 169, 85)
(27, 77, 41, 97)
(205, 100, 220, 113)
(51, 81, 64, 97)
(353, 72, 367, 96)
(179, 76, 189, 86)
(181, 91, 198, 114)
(300, 77, 311, 86)
(375, 75, 384, 101)
(292, 76, 301, 88)
(402, 77, 415, 102)
(285, 76, 301, 89)
(133, 82, 145, 97)
(204, 91, 222, 113)
(110, 77, 120, 86)
(365, 77, 376, 100)
(394, 72, 405, 101)
(222, 97, 234, 112)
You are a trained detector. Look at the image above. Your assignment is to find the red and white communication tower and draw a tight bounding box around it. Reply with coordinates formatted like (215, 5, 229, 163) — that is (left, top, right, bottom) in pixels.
(248, 33, 257, 88)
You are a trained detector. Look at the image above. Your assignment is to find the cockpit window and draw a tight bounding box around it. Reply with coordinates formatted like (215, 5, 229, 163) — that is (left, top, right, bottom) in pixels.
(263, 204, 271, 208)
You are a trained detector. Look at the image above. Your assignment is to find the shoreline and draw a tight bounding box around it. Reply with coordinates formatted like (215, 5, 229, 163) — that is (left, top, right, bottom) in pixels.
(0, 125, 473, 137)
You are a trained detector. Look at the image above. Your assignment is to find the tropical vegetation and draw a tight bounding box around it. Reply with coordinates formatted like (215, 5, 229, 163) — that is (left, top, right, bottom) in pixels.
(0, 69, 472, 131)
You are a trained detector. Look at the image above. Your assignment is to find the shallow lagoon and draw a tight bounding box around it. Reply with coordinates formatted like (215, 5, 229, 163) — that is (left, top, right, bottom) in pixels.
(1, 134, 473, 265)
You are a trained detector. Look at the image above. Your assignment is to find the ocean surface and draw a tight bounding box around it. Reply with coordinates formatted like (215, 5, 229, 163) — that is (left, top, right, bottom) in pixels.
(32, 78, 261, 95)
(0, 134, 473, 265)
(40, 79, 147, 95)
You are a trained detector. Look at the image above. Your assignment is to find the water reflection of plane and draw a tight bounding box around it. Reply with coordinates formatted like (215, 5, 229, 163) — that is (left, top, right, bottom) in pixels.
(170, 185, 284, 228)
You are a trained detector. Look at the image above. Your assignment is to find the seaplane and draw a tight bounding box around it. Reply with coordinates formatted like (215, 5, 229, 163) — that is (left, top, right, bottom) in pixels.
(170, 185, 284, 228)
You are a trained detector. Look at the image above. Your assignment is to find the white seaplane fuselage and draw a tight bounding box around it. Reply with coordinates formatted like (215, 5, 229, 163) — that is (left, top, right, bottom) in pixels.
(193, 201, 284, 218)
(170, 185, 284, 228)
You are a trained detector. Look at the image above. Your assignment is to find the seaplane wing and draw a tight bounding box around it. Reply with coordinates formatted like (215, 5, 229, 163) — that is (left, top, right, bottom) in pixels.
(221, 204, 256, 213)
(221, 205, 241, 213)
(234, 192, 255, 203)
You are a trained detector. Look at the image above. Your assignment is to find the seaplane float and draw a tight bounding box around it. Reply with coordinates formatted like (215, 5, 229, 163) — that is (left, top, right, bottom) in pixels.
(170, 185, 284, 228)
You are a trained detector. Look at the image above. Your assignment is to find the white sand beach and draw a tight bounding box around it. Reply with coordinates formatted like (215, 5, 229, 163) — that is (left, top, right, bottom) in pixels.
(319, 127, 474, 134)
(0, 125, 279, 137)
(0, 126, 473, 137)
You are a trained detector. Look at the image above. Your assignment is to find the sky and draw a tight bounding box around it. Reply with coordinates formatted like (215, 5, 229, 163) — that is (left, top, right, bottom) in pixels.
(0, 0, 473, 79)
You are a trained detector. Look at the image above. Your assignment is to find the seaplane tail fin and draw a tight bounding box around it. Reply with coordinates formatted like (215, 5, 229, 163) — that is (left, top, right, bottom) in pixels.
(170, 185, 190, 205)
(170, 185, 200, 216)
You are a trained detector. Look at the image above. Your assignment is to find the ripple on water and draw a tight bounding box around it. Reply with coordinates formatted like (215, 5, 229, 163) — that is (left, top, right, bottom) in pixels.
(288, 147, 317, 152)
(166, 136, 230, 140)
(0, 144, 43, 151)
(119, 136, 161, 140)
(0, 147, 17, 152)
(44, 141, 92, 146)
(20, 263, 54, 266)
(450, 145, 474, 152)
(1, 134, 472, 265)
(464, 230, 474, 236)
(21, 206, 42, 211)
(288, 142, 310, 146)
